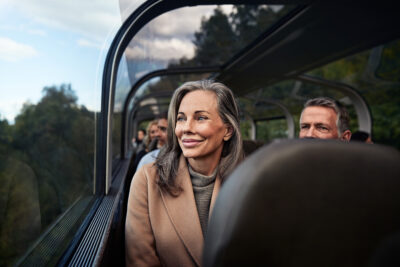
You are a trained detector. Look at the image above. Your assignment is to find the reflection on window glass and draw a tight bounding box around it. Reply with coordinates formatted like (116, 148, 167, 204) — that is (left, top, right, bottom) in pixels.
(307, 39, 400, 149)
(0, 0, 122, 265)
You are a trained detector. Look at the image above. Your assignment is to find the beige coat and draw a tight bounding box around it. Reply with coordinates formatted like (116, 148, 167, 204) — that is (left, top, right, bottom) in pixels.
(125, 155, 221, 267)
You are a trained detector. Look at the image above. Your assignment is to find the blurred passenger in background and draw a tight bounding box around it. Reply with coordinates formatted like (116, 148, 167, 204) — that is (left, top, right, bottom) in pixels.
(144, 120, 159, 152)
(299, 97, 352, 141)
(132, 121, 159, 171)
(131, 129, 146, 151)
(136, 114, 168, 170)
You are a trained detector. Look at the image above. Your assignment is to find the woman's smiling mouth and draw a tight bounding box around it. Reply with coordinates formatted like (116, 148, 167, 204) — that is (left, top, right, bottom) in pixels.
(181, 138, 203, 148)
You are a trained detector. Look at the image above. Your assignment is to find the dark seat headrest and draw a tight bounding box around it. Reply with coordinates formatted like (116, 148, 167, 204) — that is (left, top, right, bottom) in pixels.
(242, 139, 265, 157)
(204, 139, 400, 267)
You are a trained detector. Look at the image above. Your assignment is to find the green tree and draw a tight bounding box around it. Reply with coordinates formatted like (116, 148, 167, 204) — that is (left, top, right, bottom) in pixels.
(192, 7, 237, 66)
(1, 84, 95, 266)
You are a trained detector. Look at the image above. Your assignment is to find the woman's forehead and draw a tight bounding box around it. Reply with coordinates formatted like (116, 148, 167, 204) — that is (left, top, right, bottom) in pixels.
(179, 90, 217, 112)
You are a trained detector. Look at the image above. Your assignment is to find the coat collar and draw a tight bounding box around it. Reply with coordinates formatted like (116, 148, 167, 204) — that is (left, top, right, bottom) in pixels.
(159, 154, 221, 267)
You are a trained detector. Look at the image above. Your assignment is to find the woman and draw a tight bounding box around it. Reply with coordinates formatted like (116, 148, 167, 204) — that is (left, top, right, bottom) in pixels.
(125, 80, 243, 267)
(145, 120, 159, 151)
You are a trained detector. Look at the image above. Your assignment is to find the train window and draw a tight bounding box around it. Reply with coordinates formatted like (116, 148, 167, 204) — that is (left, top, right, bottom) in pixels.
(256, 119, 288, 141)
(122, 4, 295, 84)
(112, 4, 297, 162)
(112, 59, 131, 164)
(0, 1, 122, 265)
(239, 78, 357, 142)
(306, 38, 400, 149)
(238, 38, 400, 146)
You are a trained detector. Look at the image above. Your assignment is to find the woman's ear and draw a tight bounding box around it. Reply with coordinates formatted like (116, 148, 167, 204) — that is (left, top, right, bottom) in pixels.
(224, 126, 233, 141)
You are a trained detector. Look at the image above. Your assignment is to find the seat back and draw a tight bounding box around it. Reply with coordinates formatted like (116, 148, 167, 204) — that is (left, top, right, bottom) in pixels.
(203, 139, 400, 267)
(242, 139, 265, 157)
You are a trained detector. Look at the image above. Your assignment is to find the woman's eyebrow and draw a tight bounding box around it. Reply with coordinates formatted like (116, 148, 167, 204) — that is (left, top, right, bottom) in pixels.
(177, 110, 210, 115)
(194, 110, 210, 114)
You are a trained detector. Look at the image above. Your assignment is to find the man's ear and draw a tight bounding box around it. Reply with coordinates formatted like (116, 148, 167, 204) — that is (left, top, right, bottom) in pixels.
(341, 130, 352, 141)
(224, 126, 233, 141)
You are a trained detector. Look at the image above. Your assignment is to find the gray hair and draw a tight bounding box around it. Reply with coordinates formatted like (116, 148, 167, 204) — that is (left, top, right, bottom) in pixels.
(303, 97, 350, 135)
(155, 80, 244, 195)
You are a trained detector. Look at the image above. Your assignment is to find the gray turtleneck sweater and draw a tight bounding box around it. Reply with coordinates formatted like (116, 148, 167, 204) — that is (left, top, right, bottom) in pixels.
(188, 165, 217, 238)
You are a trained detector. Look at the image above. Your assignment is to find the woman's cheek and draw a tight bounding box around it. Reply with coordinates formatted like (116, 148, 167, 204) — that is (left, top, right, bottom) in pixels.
(174, 125, 181, 138)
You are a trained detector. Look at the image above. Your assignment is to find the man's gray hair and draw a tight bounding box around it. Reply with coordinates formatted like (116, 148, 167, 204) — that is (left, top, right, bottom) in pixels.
(303, 97, 350, 134)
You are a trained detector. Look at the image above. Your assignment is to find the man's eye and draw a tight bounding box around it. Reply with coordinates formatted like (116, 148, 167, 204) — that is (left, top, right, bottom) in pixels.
(317, 126, 329, 131)
(300, 125, 308, 129)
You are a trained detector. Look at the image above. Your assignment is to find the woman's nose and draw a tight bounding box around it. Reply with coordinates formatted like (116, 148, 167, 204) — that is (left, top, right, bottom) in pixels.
(182, 118, 193, 133)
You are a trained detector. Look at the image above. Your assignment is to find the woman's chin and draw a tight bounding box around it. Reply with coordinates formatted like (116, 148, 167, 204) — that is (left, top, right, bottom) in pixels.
(182, 151, 198, 159)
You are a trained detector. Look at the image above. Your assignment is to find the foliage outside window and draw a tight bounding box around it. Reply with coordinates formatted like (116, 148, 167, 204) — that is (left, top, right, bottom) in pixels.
(307, 39, 400, 149)
(0, 85, 94, 265)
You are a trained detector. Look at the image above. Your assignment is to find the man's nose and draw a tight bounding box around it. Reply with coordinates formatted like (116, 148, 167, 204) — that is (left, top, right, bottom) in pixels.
(305, 127, 316, 138)
(302, 127, 315, 138)
(155, 129, 161, 137)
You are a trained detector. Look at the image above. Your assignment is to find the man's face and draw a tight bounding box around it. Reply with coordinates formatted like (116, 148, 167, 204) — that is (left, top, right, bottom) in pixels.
(299, 106, 340, 139)
(156, 118, 168, 147)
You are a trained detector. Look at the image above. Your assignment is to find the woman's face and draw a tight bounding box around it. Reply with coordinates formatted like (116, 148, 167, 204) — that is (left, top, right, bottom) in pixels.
(175, 90, 231, 163)
(149, 124, 158, 141)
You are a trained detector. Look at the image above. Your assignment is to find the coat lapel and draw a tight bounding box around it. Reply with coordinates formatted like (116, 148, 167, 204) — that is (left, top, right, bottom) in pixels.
(159, 155, 223, 266)
(159, 155, 203, 266)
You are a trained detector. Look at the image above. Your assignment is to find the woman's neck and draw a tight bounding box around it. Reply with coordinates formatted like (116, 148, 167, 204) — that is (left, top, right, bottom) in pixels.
(188, 155, 220, 176)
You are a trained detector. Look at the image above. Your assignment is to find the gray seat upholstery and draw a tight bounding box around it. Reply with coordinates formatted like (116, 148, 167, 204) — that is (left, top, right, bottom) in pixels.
(203, 139, 400, 267)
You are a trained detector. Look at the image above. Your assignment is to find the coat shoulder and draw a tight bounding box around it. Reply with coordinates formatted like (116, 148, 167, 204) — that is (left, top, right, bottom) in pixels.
(131, 163, 159, 194)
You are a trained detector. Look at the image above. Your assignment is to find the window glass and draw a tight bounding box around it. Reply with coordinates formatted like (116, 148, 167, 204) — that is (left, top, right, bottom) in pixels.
(256, 119, 288, 141)
(0, 0, 123, 265)
(243, 39, 400, 146)
(124, 4, 295, 100)
(307, 39, 400, 149)
(240, 80, 356, 142)
(114, 4, 296, 159)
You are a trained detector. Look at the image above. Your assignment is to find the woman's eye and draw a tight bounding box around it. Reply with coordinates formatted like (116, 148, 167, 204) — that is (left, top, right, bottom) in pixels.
(198, 116, 207, 121)
(177, 116, 184, 121)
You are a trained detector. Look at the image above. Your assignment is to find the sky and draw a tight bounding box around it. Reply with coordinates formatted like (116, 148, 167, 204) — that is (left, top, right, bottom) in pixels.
(0, 0, 125, 123)
(0, 0, 230, 123)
